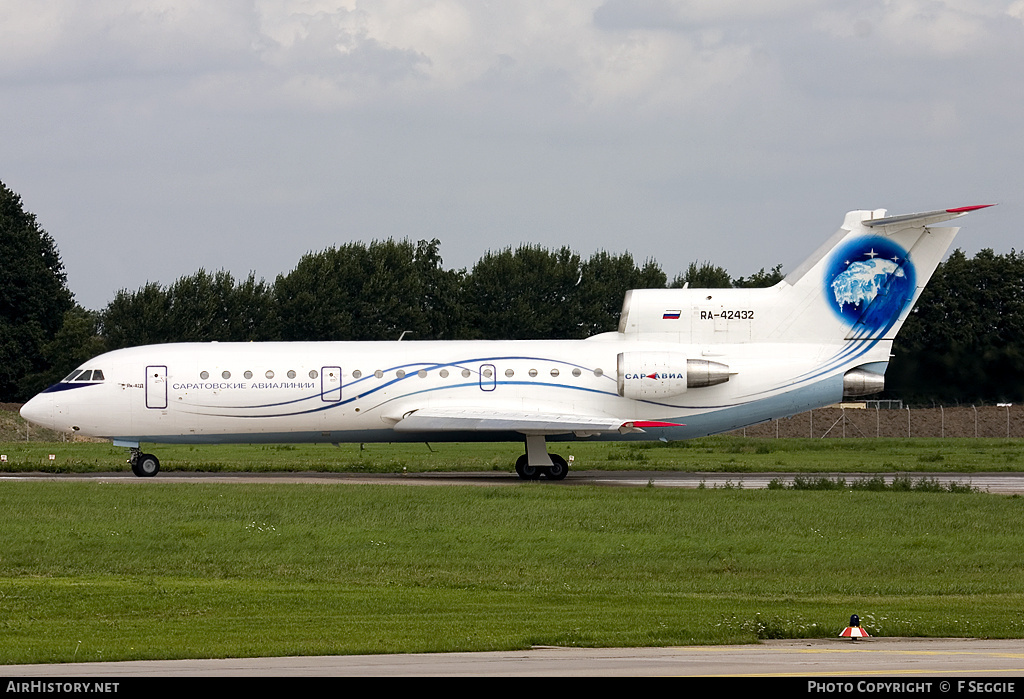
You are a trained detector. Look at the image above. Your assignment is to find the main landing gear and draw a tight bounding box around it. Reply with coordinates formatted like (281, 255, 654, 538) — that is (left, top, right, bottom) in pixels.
(128, 448, 160, 477)
(514, 434, 569, 481)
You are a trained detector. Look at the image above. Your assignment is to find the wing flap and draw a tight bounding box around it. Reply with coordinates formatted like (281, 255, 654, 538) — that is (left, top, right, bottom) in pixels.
(392, 407, 679, 435)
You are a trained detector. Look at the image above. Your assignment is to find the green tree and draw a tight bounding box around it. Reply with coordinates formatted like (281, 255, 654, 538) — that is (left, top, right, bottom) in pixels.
(733, 264, 785, 288)
(101, 282, 172, 350)
(19, 305, 106, 396)
(669, 261, 733, 288)
(887, 249, 1024, 404)
(0, 181, 75, 401)
(461, 245, 585, 339)
(101, 271, 276, 349)
(577, 251, 666, 336)
(166, 270, 275, 343)
(274, 239, 462, 341)
(409, 239, 466, 340)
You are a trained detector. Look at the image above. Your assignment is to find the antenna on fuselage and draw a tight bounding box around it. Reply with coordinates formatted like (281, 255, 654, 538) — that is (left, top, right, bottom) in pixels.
(398, 331, 414, 341)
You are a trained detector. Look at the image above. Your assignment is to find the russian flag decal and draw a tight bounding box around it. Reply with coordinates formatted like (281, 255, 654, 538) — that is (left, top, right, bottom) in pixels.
(662, 310, 681, 320)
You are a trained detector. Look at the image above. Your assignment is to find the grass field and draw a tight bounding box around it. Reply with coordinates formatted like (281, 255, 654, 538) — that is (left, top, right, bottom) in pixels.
(2, 480, 1024, 664)
(2, 436, 1024, 475)
(3, 411, 1024, 665)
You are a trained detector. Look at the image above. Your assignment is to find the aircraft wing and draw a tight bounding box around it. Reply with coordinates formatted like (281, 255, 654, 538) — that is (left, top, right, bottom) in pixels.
(391, 407, 681, 435)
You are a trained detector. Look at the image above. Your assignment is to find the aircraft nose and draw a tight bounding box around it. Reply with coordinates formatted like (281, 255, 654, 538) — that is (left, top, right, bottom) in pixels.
(20, 393, 54, 430)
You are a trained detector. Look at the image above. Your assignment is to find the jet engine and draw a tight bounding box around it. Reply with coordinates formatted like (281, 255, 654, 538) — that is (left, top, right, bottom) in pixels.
(842, 367, 886, 397)
(617, 352, 730, 400)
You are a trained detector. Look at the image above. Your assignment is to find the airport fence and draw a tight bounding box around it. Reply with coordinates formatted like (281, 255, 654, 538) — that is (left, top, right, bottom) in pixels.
(731, 404, 1024, 439)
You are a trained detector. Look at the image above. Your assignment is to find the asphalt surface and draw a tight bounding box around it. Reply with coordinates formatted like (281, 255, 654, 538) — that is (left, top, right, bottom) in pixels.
(3, 639, 1024, 677)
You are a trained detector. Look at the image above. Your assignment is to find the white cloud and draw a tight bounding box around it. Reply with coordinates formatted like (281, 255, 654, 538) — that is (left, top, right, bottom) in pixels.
(0, 1, 784, 116)
(815, 0, 1018, 56)
(1, 1, 1021, 309)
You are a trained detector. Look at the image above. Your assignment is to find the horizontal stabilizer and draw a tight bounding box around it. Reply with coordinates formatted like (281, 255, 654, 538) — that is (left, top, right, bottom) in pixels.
(863, 205, 994, 231)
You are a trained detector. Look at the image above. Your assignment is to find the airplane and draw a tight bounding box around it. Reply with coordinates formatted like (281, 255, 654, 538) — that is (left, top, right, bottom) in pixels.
(19, 204, 992, 479)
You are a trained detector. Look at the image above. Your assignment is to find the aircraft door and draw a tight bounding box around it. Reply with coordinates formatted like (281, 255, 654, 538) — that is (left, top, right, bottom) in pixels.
(146, 365, 168, 409)
(479, 364, 496, 391)
(321, 366, 342, 402)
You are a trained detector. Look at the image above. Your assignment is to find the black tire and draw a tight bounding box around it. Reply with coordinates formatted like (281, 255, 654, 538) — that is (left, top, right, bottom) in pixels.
(545, 454, 569, 480)
(135, 453, 160, 477)
(515, 454, 540, 480)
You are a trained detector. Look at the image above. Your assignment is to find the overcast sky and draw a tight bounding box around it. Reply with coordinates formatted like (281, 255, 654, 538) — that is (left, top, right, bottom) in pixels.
(2, 1, 1019, 311)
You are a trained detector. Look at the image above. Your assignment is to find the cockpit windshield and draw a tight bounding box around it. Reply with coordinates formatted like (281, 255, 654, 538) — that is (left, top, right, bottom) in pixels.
(62, 369, 105, 382)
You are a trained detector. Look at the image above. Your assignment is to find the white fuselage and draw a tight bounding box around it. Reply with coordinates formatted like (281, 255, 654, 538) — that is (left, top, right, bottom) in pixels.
(20, 336, 858, 446)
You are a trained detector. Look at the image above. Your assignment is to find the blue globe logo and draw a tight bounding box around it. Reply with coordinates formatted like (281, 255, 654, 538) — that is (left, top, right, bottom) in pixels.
(825, 236, 916, 336)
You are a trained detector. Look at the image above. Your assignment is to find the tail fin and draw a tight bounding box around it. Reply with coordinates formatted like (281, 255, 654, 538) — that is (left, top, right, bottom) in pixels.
(778, 205, 993, 343)
(614, 205, 992, 346)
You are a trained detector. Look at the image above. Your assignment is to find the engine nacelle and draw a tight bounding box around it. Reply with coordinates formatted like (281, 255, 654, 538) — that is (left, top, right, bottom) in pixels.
(617, 352, 730, 400)
(843, 367, 885, 397)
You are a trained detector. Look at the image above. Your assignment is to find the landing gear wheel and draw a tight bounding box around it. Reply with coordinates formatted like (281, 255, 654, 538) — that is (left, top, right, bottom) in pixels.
(544, 454, 569, 481)
(515, 454, 541, 480)
(131, 453, 160, 478)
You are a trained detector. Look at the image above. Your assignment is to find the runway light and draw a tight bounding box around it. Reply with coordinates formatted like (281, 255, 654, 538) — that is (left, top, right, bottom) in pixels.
(840, 614, 870, 639)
